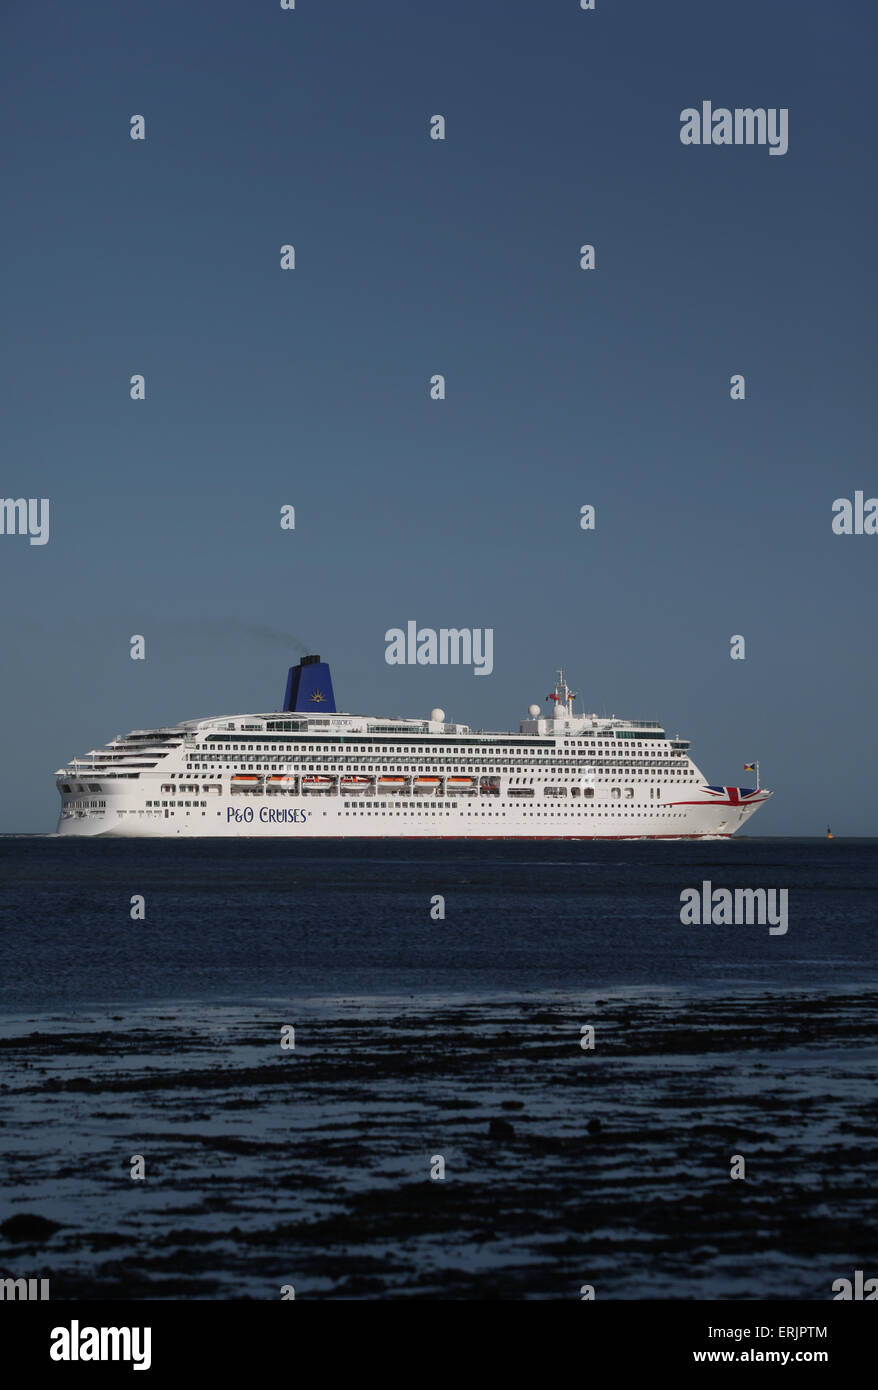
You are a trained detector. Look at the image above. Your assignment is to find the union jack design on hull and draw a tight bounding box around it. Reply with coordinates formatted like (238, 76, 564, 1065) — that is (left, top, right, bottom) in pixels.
(665, 785, 770, 809)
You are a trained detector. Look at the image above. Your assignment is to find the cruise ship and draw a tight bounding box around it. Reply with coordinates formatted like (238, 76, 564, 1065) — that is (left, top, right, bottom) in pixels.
(55, 655, 772, 838)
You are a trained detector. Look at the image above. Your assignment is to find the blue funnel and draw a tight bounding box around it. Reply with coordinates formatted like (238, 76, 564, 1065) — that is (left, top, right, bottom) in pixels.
(283, 655, 336, 713)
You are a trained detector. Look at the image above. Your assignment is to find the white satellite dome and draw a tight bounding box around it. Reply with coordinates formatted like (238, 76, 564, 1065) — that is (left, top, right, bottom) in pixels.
(528, 703, 541, 718)
(430, 708, 445, 723)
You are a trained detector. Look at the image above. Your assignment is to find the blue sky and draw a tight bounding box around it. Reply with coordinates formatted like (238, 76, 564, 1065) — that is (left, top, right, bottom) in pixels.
(1, 0, 875, 833)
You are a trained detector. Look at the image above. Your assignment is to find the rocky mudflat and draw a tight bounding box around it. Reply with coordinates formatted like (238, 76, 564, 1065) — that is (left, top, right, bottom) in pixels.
(0, 988, 875, 1299)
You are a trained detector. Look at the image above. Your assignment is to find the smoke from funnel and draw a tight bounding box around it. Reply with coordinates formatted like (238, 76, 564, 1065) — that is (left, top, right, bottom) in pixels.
(176, 618, 312, 653)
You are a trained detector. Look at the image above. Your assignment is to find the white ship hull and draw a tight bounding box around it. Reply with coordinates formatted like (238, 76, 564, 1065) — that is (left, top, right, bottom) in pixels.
(57, 793, 768, 839)
(54, 655, 772, 839)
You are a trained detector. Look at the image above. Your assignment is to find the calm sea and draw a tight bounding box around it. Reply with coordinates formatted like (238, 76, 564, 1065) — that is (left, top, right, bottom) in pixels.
(1, 837, 876, 1009)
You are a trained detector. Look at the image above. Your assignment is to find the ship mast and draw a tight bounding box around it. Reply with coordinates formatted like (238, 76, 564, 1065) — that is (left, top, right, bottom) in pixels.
(555, 670, 577, 716)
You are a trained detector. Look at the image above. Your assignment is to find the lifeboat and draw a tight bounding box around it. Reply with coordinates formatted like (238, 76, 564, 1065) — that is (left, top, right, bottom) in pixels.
(266, 775, 298, 791)
(447, 776, 474, 786)
(341, 775, 371, 786)
(231, 774, 261, 785)
(378, 775, 406, 786)
(415, 776, 441, 786)
(302, 775, 334, 788)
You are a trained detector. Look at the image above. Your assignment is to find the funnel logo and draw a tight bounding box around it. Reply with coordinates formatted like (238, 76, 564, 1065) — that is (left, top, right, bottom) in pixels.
(310, 690, 326, 703)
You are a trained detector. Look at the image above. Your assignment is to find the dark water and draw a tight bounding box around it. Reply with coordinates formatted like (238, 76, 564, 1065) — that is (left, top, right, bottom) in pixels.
(1, 838, 876, 1300)
(1, 838, 876, 1008)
